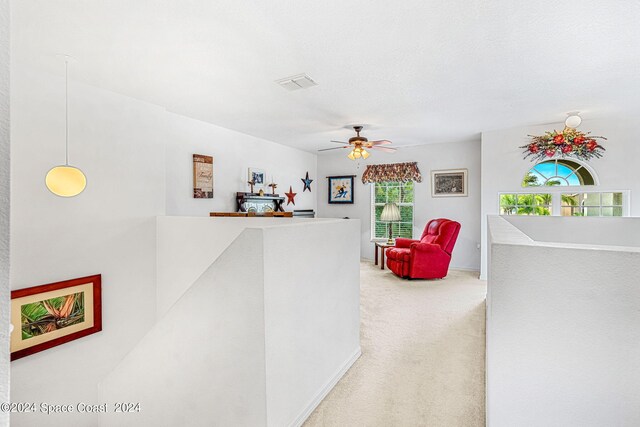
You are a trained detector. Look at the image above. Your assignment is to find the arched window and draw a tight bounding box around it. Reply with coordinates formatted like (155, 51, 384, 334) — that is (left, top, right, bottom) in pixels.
(522, 159, 597, 187)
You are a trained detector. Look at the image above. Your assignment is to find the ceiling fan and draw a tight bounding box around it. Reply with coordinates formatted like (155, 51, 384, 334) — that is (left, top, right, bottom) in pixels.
(318, 125, 396, 160)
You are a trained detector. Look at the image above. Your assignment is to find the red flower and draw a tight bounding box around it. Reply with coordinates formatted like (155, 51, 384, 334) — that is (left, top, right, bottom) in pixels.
(561, 144, 573, 154)
(586, 140, 598, 151)
(553, 134, 565, 145)
(573, 135, 585, 145)
(545, 148, 556, 157)
(529, 143, 539, 153)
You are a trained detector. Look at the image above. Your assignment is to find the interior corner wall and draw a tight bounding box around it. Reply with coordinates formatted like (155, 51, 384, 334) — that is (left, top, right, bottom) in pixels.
(480, 118, 640, 279)
(316, 139, 481, 272)
(10, 64, 166, 427)
(0, 0, 10, 422)
(10, 63, 318, 427)
(164, 113, 317, 217)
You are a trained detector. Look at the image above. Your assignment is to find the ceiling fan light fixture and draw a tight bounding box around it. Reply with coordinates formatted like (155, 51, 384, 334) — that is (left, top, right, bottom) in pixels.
(322, 125, 395, 160)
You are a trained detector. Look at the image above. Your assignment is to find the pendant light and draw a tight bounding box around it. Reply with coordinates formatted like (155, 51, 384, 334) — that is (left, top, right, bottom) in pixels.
(45, 56, 86, 197)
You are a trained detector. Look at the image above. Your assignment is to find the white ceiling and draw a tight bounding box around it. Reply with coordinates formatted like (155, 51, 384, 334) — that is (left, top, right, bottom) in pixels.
(12, 0, 640, 152)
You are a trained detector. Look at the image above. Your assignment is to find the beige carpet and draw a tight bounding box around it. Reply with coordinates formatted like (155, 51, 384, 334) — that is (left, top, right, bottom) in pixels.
(304, 261, 487, 427)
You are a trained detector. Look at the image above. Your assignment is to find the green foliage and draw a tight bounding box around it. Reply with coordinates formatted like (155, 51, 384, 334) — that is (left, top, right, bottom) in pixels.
(374, 181, 414, 239)
(522, 172, 540, 187)
(20, 292, 85, 340)
(500, 193, 552, 215)
(21, 301, 50, 323)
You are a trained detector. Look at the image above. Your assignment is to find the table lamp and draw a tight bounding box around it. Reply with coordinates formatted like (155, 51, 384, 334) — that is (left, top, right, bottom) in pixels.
(380, 203, 401, 244)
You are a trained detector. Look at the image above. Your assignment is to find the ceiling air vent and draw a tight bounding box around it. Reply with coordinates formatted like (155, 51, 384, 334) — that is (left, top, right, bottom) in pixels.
(275, 74, 317, 91)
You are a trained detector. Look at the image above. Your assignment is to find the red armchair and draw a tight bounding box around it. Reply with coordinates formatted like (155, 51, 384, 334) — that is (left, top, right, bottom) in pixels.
(386, 218, 461, 279)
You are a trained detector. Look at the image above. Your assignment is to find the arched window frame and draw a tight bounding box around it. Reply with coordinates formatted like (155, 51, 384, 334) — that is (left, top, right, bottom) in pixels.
(498, 159, 630, 217)
(522, 159, 599, 188)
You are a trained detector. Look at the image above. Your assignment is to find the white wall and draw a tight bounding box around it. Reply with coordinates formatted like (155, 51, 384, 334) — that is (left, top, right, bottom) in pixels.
(316, 139, 481, 271)
(262, 220, 361, 426)
(100, 219, 361, 427)
(10, 65, 166, 427)
(165, 113, 317, 216)
(0, 0, 10, 422)
(100, 228, 269, 427)
(481, 118, 640, 278)
(486, 216, 640, 427)
(504, 216, 640, 248)
(9, 59, 318, 426)
(157, 216, 324, 317)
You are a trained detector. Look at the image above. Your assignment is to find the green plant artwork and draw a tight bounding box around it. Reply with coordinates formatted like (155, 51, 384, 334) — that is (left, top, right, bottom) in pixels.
(21, 292, 85, 340)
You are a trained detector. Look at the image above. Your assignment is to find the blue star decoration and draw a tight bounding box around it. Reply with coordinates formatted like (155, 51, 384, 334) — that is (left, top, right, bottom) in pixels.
(301, 172, 313, 192)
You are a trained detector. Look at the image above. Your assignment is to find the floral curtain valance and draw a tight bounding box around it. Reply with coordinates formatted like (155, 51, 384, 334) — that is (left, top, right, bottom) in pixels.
(361, 162, 422, 184)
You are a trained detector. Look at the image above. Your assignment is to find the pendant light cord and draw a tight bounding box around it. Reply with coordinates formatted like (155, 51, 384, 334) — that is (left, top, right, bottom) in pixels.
(65, 58, 69, 166)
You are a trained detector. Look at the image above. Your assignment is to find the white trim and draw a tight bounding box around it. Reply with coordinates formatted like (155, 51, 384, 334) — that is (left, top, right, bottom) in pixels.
(451, 267, 481, 274)
(524, 158, 600, 187)
(370, 183, 415, 241)
(288, 347, 362, 427)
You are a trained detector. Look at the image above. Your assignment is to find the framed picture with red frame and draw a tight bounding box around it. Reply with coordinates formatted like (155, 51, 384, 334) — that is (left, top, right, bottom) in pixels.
(10, 274, 102, 361)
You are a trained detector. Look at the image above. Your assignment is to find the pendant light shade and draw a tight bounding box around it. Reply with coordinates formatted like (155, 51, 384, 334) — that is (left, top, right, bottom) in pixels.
(45, 165, 87, 197)
(45, 56, 86, 197)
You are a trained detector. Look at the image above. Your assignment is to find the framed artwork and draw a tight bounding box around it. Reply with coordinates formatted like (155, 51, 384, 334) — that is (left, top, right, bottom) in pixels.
(248, 168, 266, 188)
(328, 175, 355, 204)
(431, 169, 468, 197)
(193, 154, 214, 199)
(11, 275, 102, 361)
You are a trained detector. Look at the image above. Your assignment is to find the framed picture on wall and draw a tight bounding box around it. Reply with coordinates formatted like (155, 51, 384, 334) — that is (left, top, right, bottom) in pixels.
(10, 275, 102, 361)
(431, 169, 468, 197)
(193, 154, 214, 199)
(248, 168, 266, 188)
(328, 175, 355, 204)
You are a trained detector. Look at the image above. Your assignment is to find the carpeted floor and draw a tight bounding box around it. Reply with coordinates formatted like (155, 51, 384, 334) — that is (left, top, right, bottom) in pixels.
(304, 261, 487, 427)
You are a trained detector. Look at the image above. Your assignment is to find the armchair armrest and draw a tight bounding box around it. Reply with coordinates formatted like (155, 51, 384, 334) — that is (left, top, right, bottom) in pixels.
(410, 242, 450, 261)
(394, 238, 419, 249)
(409, 242, 452, 278)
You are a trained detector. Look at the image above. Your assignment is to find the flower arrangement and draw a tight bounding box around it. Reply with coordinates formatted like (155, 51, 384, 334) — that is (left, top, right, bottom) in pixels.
(520, 128, 606, 162)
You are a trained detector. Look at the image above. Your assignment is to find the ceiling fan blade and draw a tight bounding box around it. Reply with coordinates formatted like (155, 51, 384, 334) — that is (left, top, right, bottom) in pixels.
(371, 146, 396, 153)
(330, 140, 349, 144)
(318, 146, 350, 152)
(369, 140, 392, 145)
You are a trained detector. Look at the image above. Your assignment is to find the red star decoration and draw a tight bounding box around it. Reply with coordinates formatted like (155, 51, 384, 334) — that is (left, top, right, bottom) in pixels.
(285, 186, 297, 205)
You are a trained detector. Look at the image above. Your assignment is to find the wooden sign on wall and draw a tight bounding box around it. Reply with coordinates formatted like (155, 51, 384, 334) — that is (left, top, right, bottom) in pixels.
(193, 154, 214, 199)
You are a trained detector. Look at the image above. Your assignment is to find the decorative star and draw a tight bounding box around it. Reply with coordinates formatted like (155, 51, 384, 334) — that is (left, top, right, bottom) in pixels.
(285, 186, 297, 205)
(301, 172, 313, 192)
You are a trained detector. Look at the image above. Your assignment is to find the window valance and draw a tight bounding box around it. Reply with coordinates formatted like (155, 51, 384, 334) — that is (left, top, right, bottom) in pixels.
(361, 162, 422, 184)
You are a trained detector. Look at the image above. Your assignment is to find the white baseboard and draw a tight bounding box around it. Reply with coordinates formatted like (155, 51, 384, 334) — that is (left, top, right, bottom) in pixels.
(288, 347, 362, 427)
(450, 267, 481, 274)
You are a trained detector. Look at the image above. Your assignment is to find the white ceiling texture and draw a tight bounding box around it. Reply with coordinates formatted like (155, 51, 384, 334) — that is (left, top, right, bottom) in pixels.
(12, 0, 640, 152)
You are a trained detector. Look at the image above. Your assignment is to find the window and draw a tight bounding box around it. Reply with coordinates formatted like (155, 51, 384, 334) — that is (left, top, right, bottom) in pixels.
(500, 193, 552, 215)
(499, 191, 629, 217)
(522, 159, 596, 187)
(371, 181, 414, 240)
(561, 192, 624, 216)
